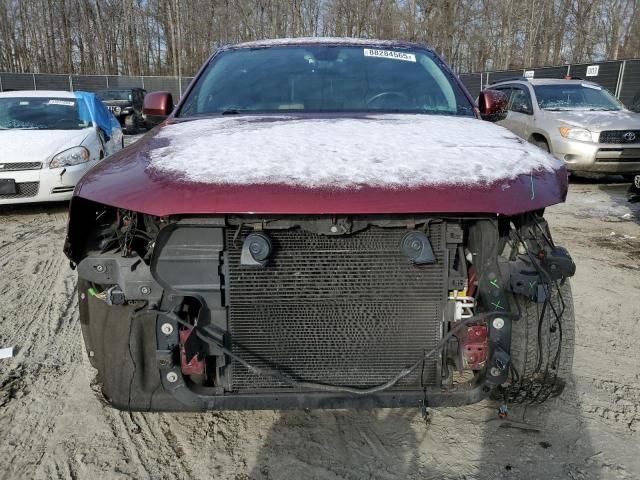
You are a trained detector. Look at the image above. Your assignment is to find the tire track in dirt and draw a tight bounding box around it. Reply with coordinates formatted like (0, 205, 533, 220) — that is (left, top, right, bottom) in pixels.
(0, 206, 81, 479)
(2, 233, 74, 362)
(547, 201, 640, 436)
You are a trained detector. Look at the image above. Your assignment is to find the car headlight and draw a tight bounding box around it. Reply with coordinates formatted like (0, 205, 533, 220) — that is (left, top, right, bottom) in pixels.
(558, 127, 592, 142)
(50, 146, 90, 168)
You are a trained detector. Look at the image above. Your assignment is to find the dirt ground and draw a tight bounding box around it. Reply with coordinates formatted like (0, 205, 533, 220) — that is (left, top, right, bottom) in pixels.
(1, 153, 639, 479)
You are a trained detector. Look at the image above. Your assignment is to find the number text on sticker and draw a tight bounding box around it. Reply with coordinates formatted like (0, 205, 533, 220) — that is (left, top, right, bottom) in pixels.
(363, 48, 416, 62)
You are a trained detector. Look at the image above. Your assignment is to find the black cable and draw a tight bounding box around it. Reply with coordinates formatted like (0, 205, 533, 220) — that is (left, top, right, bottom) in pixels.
(173, 312, 512, 396)
(511, 293, 529, 399)
(534, 294, 549, 373)
(530, 277, 566, 404)
(532, 280, 566, 404)
(532, 218, 556, 249)
(507, 229, 546, 402)
(510, 223, 566, 405)
(549, 279, 565, 370)
(504, 222, 568, 405)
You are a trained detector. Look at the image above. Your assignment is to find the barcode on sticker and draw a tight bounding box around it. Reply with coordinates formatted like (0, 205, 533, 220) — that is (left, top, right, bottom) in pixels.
(364, 48, 416, 62)
(48, 100, 75, 106)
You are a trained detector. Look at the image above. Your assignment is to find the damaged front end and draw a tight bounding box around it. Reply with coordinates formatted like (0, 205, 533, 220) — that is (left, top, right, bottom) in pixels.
(66, 198, 575, 412)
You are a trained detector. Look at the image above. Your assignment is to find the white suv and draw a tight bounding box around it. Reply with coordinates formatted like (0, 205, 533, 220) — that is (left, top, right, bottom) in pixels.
(488, 78, 640, 179)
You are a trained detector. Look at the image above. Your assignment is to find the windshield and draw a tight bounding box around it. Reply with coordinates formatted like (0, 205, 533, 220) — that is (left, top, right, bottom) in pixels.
(534, 84, 623, 111)
(97, 90, 132, 101)
(180, 46, 474, 117)
(0, 97, 90, 130)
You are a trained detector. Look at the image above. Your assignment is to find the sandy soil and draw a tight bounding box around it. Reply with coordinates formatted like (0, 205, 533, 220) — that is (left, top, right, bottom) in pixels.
(0, 163, 638, 479)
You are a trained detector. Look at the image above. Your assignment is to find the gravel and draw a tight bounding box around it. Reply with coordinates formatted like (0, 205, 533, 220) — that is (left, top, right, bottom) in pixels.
(0, 158, 638, 479)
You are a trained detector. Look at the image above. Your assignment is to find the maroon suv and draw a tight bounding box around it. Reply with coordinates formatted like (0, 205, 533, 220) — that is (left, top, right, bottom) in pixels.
(65, 38, 575, 412)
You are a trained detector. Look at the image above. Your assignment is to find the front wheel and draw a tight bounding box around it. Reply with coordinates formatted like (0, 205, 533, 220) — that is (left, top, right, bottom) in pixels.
(507, 281, 575, 404)
(532, 137, 550, 153)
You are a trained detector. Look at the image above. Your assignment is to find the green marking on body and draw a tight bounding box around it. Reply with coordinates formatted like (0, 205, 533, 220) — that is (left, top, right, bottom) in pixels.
(490, 279, 500, 289)
(491, 300, 504, 310)
(530, 174, 535, 200)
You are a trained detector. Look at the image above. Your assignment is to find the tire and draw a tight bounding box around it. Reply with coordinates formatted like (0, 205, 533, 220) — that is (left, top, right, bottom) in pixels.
(532, 136, 550, 152)
(124, 114, 138, 134)
(506, 281, 575, 404)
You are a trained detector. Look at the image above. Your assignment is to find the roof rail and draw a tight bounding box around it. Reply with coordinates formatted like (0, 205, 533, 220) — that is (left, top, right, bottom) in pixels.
(488, 76, 528, 85)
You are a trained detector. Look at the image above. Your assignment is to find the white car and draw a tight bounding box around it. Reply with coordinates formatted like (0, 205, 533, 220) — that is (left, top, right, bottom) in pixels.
(488, 78, 640, 178)
(0, 90, 124, 204)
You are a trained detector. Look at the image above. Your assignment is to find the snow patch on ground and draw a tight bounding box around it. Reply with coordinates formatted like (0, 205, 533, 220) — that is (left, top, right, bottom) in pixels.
(148, 115, 563, 188)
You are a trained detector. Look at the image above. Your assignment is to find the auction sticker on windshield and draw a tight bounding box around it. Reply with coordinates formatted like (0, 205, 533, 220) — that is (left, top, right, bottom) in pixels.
(363, 48, 416, 62)
(48, 100, 75, 106)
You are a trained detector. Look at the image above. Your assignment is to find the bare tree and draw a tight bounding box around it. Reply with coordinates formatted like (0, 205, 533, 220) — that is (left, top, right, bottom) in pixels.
(0, 0, 638, 75)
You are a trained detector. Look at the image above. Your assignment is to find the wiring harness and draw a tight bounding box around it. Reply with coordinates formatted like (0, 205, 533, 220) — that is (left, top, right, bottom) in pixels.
(505, 218, 572, 405)
(171, 310, 514, 396)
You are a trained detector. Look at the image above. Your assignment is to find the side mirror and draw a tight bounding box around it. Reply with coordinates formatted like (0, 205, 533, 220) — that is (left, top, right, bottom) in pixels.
(143, 91, 174, 127)
(478, 89, 508, 122)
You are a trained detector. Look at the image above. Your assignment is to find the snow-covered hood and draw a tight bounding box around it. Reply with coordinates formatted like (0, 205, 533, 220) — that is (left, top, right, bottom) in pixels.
(0, 129, 90, 164)
(542, 109, 640, 132)
(148, 115, 563, 188)
(75, 114, 568, 217)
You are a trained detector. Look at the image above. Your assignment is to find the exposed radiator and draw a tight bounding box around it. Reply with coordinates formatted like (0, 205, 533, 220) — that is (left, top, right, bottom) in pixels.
(226, 224, 446, 392)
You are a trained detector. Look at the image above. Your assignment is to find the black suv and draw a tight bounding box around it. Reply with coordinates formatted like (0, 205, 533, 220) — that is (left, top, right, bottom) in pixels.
(96, 88, 146, 133)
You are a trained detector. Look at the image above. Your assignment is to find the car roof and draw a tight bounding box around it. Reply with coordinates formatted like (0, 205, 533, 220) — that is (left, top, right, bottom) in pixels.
(491, 78, 600, 87)
(529, 79, 599, 86)
(97, 88, 141, 91)
(224, 37, 432, 51)
(0, 90, 76, 98)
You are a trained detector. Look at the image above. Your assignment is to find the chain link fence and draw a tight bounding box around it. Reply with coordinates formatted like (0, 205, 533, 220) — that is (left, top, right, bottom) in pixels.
(3, 59, 640, 110)
(0, 73, 194, 100)
(459, 58, 640, 109)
